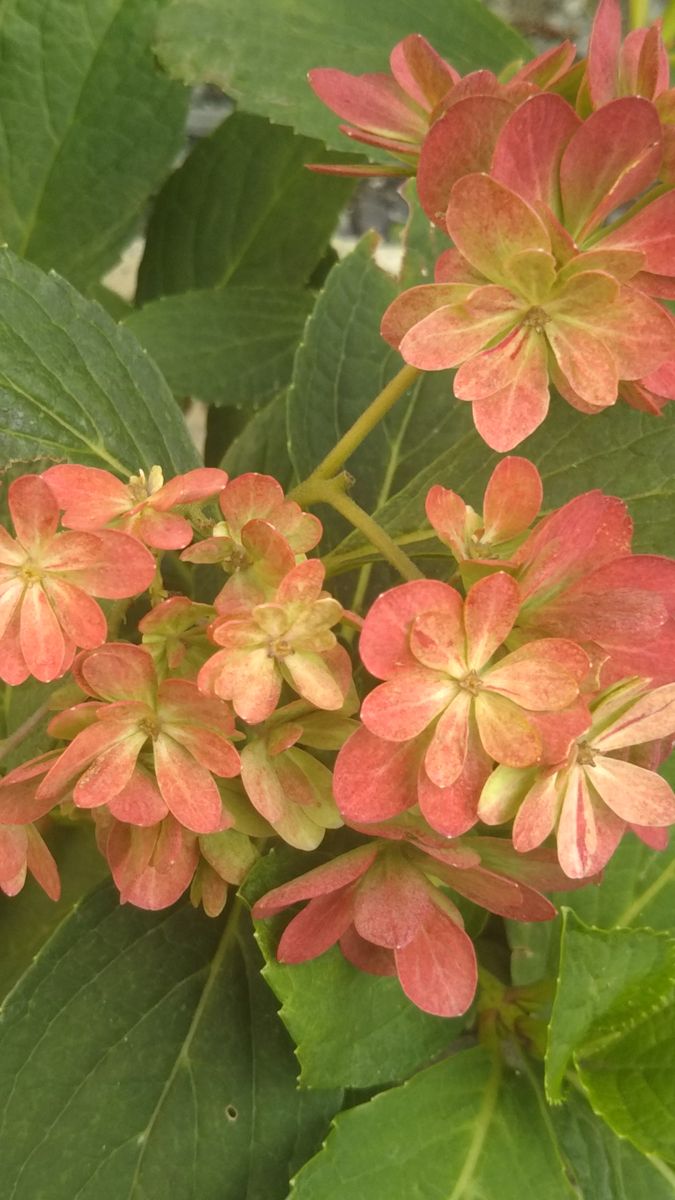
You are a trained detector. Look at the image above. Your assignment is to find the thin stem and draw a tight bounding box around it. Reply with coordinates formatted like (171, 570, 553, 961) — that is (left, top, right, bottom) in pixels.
(290, 364, 420, 493)
(0, 701, 51, 766)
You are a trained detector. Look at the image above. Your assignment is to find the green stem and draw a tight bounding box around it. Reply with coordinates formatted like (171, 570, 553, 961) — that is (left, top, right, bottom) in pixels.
(0, 701, 51, 766)
(629, 0, 649, 29)
(290, 364, 420, 492)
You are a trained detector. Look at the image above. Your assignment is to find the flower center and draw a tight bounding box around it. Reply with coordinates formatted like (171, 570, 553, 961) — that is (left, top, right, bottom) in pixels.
(19, 562, 42, 586)
(522, 306, 550, 334)
(140, 715, 161, 740)
(268, 638, 293, 659)
(458, 670, 483, 696)
(576, 740, 596, 766)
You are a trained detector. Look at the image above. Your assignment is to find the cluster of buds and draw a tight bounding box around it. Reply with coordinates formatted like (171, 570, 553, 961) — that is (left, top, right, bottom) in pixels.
(311, 0, 675, 449)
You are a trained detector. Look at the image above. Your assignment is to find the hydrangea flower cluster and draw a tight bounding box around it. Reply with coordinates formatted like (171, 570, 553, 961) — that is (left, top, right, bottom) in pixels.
(312, 0, 675, 449)
(3, 0, 675, 1022)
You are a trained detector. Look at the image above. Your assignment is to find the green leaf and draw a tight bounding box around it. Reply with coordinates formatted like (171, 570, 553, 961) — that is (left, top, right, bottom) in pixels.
(288, 1048, 577, 1199)
(137, 113, 354, 302)
(0, 249, 199, 475)
(125, 287, 313, 407)
(246, 846, 464, 1089)
(551, 1089, 675, 1200)
(155, 0, 529, 151)
(221, 393, 296, 489)
(0, 887, 341, 1199)
(546, 911, 675, 1102)
(0, 0, 188, 289)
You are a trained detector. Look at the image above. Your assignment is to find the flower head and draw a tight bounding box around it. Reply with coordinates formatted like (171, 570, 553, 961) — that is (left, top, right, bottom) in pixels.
(0, 474, 155, 683)
(425, 456, 542, 569)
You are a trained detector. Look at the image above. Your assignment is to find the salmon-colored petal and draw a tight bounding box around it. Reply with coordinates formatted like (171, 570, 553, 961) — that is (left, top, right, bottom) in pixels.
(491, 92, 580, 212)
(464, 571, 520, 670)
(424, 486, 469, 559)
(594, 683, 675, 750)
(73, 731, 146, 809)
(562, 98, 662, 240)
(447, 173, 551, 284)
(8, 475, 59, 551)
(418, 730, 488, 835)
(277, 889, 356, 962)
(512, 770, 562, 851)
(0, 605, 29, 685)
(284, 649, 346, 710)
(395, 905, 477, 1017)
(199, 646, 280, 724)
(583, 286, 674, 379)
(586, 756, 675, 825)
(153, 468, 228, 509)
(339, 927, 396, 977)
(153, 734, 224, 833)
(308, 68, 426, 141)
(42, 464, 130, 527)
(37, 720, 137, 802)
(333, 727, 420, 823)
(58, 529, 155, 598)
(381, 283, 478, 349)
(19, 585, 66, 682)
(25, 826, 60, 900)
(601, 191, 675, 276)
(409, 608, 466, 676)
(353, 856, 435, 949)
(252, 845, 378, 917)
(0, 579, 23, 641)
(390, 34, 459, 108)
(423, 690, 471, 788)
(136, 508, 193, 550)
(468, 333, 550, 452)
(482, 457, 542, 544)
(42, 576, 106, 649)
(164, 723, 240, 779)
(362, 671, 456, 743)
(399, 286, 519, 370)
(79, 642, 156, 704)
(587, 0, 622, 107)
(516, 491, 633, 601)
(417, 96, 514, 226)
(441, 862, 555, 920)
(547, 321, 618, 409)
(107, 768, 169, 826)
(359, 579, 461, 679)
(557, 769, 624, 877)
(483, 638, 587, 710)
(0, 526, 24, 566)
(276, 558, 325, 605)
(513, 40, 577, 88)
(475, 692, 543, 767)
(157, 677, 236, 733)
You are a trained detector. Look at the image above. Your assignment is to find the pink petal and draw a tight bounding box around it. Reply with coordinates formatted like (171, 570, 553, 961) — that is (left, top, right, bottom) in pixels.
(199, 646, 280, 724)
(482, 638, 588, 710)
(630, 824, 669, 850)
(491, 92, 580, 211)
(424, 486, 469, 559)
(586, 756, 675, 825)
(468, 332, 551, 451)
(339, 927, 396, 977)
(0, 526, 25, 566)
(441, 862, 554, 921)
(333, 727, 420, 823)
(532, 699, 592, 764)
(359, 578, 461, 679)
(42, 577, 106, 649)
(277, 889, 356, 963)
(0, 579, 23, 642)
(0, 605, 29, 685)
(157, 677, 236, 734)
(37, 720, 137, 802)
(619, 25, 669, 99)
(153, 734, 225, 833)
(252, 844, 379, 917)
(583, 285, 674, 380)
(547, 321, 618, 409)
(153, 467, 228, 509)
(513, 41, 576, 88)
(390, 34, 459, 108)
(110, 819, 198, 910)
(25, 826, 60, 900)
(516, 491, 633, 602)
(587, 0, 622, 106)
(0, 754, 59, 823)
(79, 642, 157, 704)
(395, 904, 477, 1017)
(417, 731, 489, 836)
(512, 770, 562, 851)
(560, 97, 662, 240)
(8, 475, 59, 551)
(557, 769, 625, 877)
(381, 283, 477, 350)
(353, 857, 435, 948)
(283, 649, 346, 710)
(482, 457, 543, 543)
(474, 693, 543, 767)
(42, 464, 130, 527)
(398, 285, 520, 371)
(464, 571, 520, 670)
(446, 173, 551, 284)
(361, 670, 456, 742)
(417, 96, 514, 225)
(136, 508, 194, 550)
(423, 690, 471, 788)
(164, 723, 240, 778)
(219, 472, 284, 531)
(601, 192, 675, 277)
(594, 683, 675, 750)
(276, 557, 325, 605)
(0, 825, 27, 894)
(58, 530, 155, 598)
(307, 68, 426, 141)
(19, 585, 66, 682)
(107, 768, 169, 826)
(409, 609, 467, 676)
(73, 731, 146, 809)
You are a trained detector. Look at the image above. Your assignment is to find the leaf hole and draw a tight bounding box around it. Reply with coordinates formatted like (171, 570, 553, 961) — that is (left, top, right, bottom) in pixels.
(225, 1104, 239, 1122)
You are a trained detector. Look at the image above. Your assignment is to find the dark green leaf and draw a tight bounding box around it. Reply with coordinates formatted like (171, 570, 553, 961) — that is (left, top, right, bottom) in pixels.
(546, 911, 675, 1102)
(125, 287, 313, 407)
(288, 1048, 576, 1199)
(0, 888, 341, 1199)
(0, 0, 188, 288)
(155, 0, 528, 151)
(137, 113, 354, 301)
(0, 250, 198, 475)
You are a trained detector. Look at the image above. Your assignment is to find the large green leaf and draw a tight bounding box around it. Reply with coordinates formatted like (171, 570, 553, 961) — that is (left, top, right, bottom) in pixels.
(0, 887, 341, 1199)
(125, 287, 313, 407)
(137, 113, 354, 302)
(0, 249, 198, 475)
(155, 0, 529, 151)
(0, 0, 188, 289)
(546, 912, 675, 1103)
(288, 1048, 576, 1199)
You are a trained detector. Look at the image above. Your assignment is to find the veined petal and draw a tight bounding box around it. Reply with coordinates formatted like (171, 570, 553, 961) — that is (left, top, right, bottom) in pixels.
(42, 577, 106, 649)
(594, 683, 675, 750)
(19, 585, 65, 682)
(73, 731, 146, 809)
(333, 727, 420, 823)
(0, 580, 23, 642)
(361, 670, 456, 742)
(447, 173, 551, 285)
(283, 649, 347, 710)
(464, 571, 520, 670)
(8, 475, 59, 552)
(399, 286, 520, 371)
(409, 609, 467, 676)
(153, 734, 225, 833)
(586, 756, 675, 825)
(482, 638, 588, 710)
(417, 96, 514, 226)
(339, 927, 396, 977)
(491, 92, 580, 213)
(277, 890, 356, 963)
(37, 720, 138, 802)
(423, 690, 471, 788)
(547, 321, 618, 408)
(395, 904, 477, 1017)
(252, 845, 378, 917)
(469, 332, 550, 451)
(107, 768, 168, 826)
(0, 526, 25, 566)
(418, 729, 489, 835)
(59, 530, 155, 598)
(381, 283, 479, 349)
(163, 724, 240, 779)
(389, 33, 459, 109)
(585, 286, 674, 380)
(353, 857, 435, 949)
(308, 68, 427, 140)
(475, 692, 543, 767)
(512, 769, 563, 851)
(359, 579, 462, 679)
(601, 191, 675, 277)
(482, 457, 542, 544)
(587, 0, 622, 107)
(42, 464, 130, 527)
(557, 769, 624, 877)
(79, 643, 157, 705)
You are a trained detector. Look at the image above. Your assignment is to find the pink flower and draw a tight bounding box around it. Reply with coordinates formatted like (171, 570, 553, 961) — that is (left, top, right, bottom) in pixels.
(252, 833, 563, 1017)
(480, 679, 675, 877)
(181, 473, 321, 614)
(36, 643, 241, 834)
(198, 560, 351, 723)
(382, 169, 673, 450)
(0, 821, 60, 900)
(44, 463, 228, 550)
(139, 596, 215, 679)
(334, 574, 590, 835)
(95, 811, 199, 910)
(0, 474, 155, 683)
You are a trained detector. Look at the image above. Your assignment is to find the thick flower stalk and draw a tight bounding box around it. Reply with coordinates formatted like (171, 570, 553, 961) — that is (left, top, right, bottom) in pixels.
(253, 832, 577, 1017)
(334, 572, 589, 835)
(479, 679, 675, 877)
(0, 474, 155, 684)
